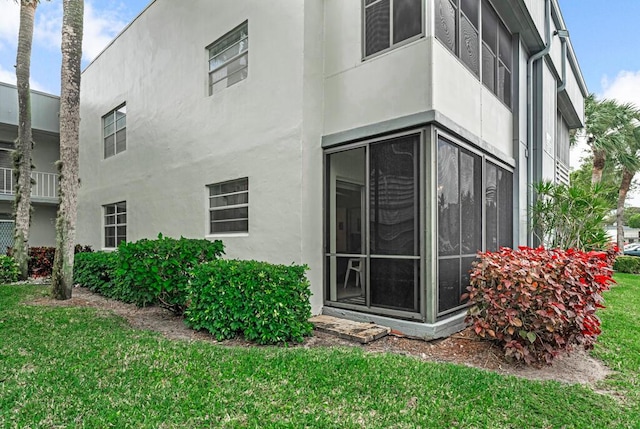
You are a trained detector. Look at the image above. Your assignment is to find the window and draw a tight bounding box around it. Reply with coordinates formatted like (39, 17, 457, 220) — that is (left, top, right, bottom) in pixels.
(208, 178, 248, 233)
(208, 21, 248, 95)
(436, 0, 512, 106)
(0, 142, 14, 195)
(325, 133, 421, 314)
(556, 112, 570, 184)
(363, 0, 423, 58)
(482, 3, 512, 106)
(437, 135, 512, 314)
(104, 201, 126, 248)
(435, 0, 479, 76)
(103, 104, 126, 158)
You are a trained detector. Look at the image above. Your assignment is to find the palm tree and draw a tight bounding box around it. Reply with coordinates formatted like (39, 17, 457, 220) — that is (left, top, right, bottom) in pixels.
(583, 95, 639, 185)
(51, 0, 83, 300)
(615, 123, 640, 250)
(13, 0, 39, 280)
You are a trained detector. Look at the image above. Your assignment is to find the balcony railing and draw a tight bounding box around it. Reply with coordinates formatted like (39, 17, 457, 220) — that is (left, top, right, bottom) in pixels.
(0, 167, 59, 200)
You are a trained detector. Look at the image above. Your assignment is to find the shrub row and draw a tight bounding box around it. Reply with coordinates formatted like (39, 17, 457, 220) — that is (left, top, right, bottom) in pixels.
(0, 255, 20, 284)
(73, 235, 313, 345)
(113, 235, 224, 313)
(464, 246, 616, 365)
(184, 259, 313, 344)
(613, 255, 640, 274)
(74, 251, 118, 295)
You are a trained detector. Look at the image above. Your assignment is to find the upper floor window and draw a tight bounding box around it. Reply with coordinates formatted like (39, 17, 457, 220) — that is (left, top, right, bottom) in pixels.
(363, 0, 423, 58)
(436, 0, 512, 107)
(482, 3, 512, 106)
(435, 0, 480, 76)
(207, 178, 249, 234)
(208, 21, 248, 96)
(103, 104, 126, 158)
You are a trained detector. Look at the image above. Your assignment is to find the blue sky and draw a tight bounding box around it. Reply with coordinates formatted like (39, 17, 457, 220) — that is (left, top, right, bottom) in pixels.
(559, 0, 640, 105)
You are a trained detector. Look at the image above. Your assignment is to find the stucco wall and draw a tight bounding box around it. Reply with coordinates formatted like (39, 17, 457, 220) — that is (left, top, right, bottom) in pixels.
(431, 40, 513, 158)
(322, 0, 431, 136)
(78, 1, 311, 268)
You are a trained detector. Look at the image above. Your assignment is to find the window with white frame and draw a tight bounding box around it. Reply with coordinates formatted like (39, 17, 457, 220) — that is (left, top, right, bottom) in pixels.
(363, 0, 423, 58)
(103, 104, 126, 158)
(207, 178, 248, 233)
(208, 21, 248, 96)
(104, 201, 126, 248)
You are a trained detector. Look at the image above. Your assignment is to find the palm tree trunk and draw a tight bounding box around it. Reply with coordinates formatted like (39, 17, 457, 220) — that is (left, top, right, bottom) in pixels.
(13, 0, 38, 280)
(616, 169, 635, 251)
(51, 0, 83, 300)
(592, 148, 606, 185)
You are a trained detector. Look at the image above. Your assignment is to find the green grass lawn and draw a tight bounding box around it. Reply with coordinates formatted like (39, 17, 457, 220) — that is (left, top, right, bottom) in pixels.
(1, 276, 639, 428)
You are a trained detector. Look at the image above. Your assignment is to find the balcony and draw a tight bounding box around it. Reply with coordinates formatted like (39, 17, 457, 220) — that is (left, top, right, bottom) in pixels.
(0, 167, 59, 204)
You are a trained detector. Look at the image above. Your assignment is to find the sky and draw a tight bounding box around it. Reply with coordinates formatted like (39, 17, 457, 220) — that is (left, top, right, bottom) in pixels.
(0, 0, 149, 94)
(1, 0, 639, 189)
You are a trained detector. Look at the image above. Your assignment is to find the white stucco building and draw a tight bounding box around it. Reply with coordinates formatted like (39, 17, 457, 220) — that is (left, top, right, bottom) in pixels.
(0, 82, 60, 252)
(77, 0, 586, 338)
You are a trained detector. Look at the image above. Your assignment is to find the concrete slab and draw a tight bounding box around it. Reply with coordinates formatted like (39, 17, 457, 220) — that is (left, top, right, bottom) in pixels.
(310, 315, 390, 344)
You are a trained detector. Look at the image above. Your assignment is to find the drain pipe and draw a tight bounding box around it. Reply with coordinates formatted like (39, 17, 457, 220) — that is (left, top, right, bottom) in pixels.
(526, 0, 552, 245)
(556, 29, 569, 92)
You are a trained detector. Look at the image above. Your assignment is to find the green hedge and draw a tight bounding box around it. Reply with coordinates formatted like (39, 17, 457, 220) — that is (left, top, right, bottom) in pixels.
(112, 234, 224, 313)
(185, 259, 313, 344)
(614, 255, 640, 274)
(0, 255, 20, 284)
(74, 252, 118, 295)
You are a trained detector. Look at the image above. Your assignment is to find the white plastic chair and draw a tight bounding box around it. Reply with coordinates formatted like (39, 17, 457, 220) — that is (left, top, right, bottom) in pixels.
(343, 258, 364, 290)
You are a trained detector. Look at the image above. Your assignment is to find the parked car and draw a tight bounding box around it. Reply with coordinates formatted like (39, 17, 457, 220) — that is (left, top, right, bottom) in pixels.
(624, 246, 640, 257)
(624, 243, 640, 252)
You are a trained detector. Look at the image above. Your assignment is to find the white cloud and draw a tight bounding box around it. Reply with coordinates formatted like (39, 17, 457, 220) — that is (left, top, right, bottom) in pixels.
(82, 2, 128, 62)
(0, 63, 49, 92)
(31, 1, 128, 62)
(0, 1, 19, 50)
(33, 1, 63, 51)
(601, 70, 640, 108)
(0, 64, 16, 85)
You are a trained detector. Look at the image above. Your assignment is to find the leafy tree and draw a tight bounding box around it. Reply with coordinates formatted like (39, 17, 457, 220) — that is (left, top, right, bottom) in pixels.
(13, 0, 39, 279)
(52, 0, 83, 300)
(531, 181, 610, 251)
(570, 156, 619, 209)
(628, 214, 640, 229)
(624, 207, 640, 225)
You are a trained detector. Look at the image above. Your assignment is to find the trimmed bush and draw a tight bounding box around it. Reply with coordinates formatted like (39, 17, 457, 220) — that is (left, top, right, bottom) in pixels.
(73, 252, 118, 295)
(185, 259, 313, 344)
(613, 255, 640, 274)
(113, 234, 224, 313)
(0, 255, 20, 284)
(464, 246, 616, 365)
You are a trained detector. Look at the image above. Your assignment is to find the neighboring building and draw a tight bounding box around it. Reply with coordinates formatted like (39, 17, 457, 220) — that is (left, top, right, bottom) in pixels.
(0, 82, 60, 253)
(77, 0, 587, 338)
(606, 225, 640, 244)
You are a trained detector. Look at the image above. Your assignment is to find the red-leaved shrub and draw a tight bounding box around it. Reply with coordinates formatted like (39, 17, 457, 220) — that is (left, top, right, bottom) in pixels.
(463, 246, 616, 365)
(8, 245, 94, 278)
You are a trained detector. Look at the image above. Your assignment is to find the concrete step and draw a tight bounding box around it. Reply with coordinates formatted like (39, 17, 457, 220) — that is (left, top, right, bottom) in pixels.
(310, 315, 390, 344)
